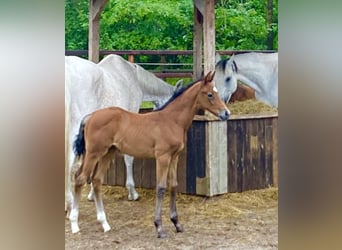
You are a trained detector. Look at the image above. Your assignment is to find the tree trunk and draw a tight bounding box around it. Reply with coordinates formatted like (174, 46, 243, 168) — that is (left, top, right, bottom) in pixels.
(266, 0, 274, 50)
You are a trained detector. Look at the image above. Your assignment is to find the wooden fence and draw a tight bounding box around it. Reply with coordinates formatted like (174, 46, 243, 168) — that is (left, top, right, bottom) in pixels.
(65, 49, 275, 80)
(104, 113, 278, 195)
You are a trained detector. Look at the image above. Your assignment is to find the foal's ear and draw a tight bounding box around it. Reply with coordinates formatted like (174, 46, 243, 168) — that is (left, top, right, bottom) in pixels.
(204, 71, 215, 83)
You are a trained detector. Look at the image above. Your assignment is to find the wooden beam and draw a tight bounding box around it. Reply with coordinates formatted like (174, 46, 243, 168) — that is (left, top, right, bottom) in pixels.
(203, 0, 215, 74)
(193, 2, 203, 81)
(88, 0, 108, 63)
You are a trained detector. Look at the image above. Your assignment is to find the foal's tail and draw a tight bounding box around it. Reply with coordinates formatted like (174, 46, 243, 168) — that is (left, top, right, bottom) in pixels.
(73, 114, 91, 158)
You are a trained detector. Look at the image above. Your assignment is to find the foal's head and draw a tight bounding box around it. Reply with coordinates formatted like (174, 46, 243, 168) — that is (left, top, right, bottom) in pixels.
(198, 71, 230, 121)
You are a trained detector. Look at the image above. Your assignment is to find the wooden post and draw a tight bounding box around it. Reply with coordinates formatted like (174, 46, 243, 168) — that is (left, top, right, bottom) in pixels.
(193, 0, 203, 81)
(193, 0, 228, 196)
(88, 0, 108, 63)
(127, 54, 134, 63)
(203, 0, 215, 74)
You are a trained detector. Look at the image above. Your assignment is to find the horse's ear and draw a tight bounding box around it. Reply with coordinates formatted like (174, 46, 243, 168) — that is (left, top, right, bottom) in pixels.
(232, 60, 238, 73)
(228, 54, 238, 73)
(204, 70, 215, 83)
(174, 79, 183, 91)
(215, 52, 222, 64)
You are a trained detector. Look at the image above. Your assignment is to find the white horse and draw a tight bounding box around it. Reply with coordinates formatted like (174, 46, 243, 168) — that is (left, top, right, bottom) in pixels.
(65, 54, 182, 215)
(215, 52, 278, 107)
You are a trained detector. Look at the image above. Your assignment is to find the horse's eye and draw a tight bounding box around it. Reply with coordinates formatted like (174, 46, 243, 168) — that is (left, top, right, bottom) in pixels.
(207, 92, 213, 100)
(225, 77, 231, 82)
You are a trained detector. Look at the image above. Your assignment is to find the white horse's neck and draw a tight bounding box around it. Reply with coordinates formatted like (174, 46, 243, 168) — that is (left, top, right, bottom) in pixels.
(99, 55, 174, 106)
(135, 64, 174, 102)
(234, 53, 278, 107)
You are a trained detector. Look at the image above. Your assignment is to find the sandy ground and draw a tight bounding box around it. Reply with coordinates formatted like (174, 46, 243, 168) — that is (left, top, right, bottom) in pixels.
(65, 185, 278, 250)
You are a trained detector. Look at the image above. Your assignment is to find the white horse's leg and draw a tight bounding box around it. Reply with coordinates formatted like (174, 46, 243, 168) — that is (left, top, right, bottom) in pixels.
(87, 183, 95, 201)
(124, 154, 139, 201)
(69, 163, 82, 233)
(65, 142, 76, 217)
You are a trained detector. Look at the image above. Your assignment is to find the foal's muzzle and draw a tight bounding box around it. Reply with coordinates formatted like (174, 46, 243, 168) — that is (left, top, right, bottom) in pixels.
(218, 109, 230, 121)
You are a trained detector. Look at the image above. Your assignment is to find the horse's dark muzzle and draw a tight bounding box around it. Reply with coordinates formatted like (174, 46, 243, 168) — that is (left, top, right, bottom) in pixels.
(218, 110, 230, 121)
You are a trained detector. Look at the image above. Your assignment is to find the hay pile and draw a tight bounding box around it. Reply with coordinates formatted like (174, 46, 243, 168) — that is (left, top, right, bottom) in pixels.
(227, 99, 278, 115)
(99, 185, 278, 224)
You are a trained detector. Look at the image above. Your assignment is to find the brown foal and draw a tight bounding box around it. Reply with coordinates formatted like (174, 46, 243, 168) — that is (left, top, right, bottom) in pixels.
(69, 71, 230, 238)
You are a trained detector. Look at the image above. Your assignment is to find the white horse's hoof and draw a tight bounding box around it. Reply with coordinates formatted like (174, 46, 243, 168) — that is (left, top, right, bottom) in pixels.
(71, 224, 80, 234)
(128, 191, 139, 201)
(87, 192, 94, 201)
(103, 223, 111, 233)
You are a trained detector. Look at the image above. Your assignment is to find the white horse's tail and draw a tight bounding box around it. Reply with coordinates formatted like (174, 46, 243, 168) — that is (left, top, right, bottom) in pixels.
(73, 114, 91, 158)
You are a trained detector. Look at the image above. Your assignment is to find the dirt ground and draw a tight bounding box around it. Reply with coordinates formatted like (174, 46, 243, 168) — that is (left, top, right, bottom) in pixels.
(65, 185, 277, 249)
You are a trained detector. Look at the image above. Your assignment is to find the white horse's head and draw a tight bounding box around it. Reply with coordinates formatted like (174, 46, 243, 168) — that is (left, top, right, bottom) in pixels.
(152, 79, 184, 110)
(214, 54, 238, 103)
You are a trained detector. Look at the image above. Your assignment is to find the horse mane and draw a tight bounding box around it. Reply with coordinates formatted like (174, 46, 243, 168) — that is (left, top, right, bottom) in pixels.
(154, 79, 201, 111)
(215, 55, 238, 73)
(216, 58, 228, 71)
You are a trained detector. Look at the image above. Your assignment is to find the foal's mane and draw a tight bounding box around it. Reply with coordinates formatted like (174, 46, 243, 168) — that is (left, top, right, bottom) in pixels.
(154, 78, 201, 111)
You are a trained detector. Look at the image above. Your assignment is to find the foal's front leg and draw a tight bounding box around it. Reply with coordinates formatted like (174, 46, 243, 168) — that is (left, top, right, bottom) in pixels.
(154, 156, 170, 238)
(169, 155, 184, 233)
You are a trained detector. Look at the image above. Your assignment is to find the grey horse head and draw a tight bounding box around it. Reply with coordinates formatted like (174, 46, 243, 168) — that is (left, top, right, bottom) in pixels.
(152, 79, 184, 110)
(214, 53, 238, 103)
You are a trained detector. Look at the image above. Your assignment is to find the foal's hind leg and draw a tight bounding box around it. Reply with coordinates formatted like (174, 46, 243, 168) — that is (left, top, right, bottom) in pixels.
(92, 150, 115, 232)
(169, 155, 184, 233)
(69, 154, 98, 233)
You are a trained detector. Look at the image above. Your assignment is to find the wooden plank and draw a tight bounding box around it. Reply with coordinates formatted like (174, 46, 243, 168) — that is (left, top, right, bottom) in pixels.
(242, 119, 251, 191)
(248, 119, 258, 190)
(149, 158, 156, 189)
(236, 120, 244, 192)
(65, 50, 276, 57)
(154, 72, 193, 78)
(257, 118, 266, 189)
(133, 158, 142, 188)
(115, 154, 125, 187)
(205, 121, 228, 196)
(272, 117, 278, 187)
(188, 121, 206, 194)
(227, 121, 238, 192)
(140, 158, 152, 189)
(265, 117, 274, 187)
(105, 159, 115, 186)
(194, 113, 278, 121)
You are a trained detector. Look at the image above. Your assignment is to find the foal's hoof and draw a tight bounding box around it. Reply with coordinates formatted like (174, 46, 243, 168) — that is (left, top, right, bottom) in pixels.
(175, 224, 184, 233)
(157, 230, 167, 239)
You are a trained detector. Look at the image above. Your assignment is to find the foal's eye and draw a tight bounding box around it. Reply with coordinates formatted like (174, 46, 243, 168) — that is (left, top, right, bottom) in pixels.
(225, 77, 231, 82)
(207, 92, 213, 100)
